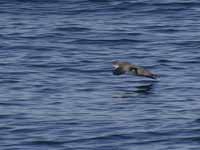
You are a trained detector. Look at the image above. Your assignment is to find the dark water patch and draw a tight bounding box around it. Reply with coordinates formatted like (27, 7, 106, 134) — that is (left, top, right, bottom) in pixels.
(156, 59, 199, 66)
(10, 127, 40, 134)
(78, 60, 96, 64)
(171, 40, 200, 48)
(0, 79, 20, 84)
(71, 39, 148, 45)
(66, 133, 133, 144)
(193, 119, 200, 124)
(102, 1, 154, 13)
(153, 2, 200, 7)
(178, 60, 200, 64)
(0, 126, 13, 130)
(0, 114, 14, 119)
(7, 0, 62, 3)
(25, 140, 65, 146)
(0, 102, 28, 107)
(37, 87, 63, 94)
(23, 55, 53, 60)
(149, 28, 185, 34)
(18, 34, 56, 40)
(55, 27, 91, 32)
(145, 8, 186, 15)
(25, 63, 58, 68)
(157, 59, 172, 63)
(170, 66, 188, 70)
(0, 70, 38, 76)
(77, 88, 96, 92)
(48, 101, 62, 105)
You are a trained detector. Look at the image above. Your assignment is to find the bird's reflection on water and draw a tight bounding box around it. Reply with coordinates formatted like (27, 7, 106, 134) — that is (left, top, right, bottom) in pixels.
(112, 81, 155, 99)
(134, 83, 154, 94)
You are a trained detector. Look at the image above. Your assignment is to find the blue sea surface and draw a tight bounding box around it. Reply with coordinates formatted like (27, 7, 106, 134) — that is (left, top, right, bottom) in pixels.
(1, 0, 200, 149)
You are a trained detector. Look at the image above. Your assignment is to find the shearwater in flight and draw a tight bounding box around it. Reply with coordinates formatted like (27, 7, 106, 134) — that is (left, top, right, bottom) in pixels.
(112, 61, 158, 79)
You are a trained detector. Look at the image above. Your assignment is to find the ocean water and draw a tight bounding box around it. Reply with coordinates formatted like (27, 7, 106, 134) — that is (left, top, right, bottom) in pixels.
(1, 0, 200, 149)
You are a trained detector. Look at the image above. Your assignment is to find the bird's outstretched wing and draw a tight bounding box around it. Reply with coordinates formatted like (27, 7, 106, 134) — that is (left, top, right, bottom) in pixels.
(135, 67, 157, 79)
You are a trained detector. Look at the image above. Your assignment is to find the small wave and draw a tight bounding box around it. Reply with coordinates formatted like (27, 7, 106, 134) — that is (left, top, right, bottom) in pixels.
(26, 140, 65, 146)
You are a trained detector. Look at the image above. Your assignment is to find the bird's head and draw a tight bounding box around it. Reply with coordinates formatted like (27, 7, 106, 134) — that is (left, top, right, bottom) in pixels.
(112, 61, 120, 69)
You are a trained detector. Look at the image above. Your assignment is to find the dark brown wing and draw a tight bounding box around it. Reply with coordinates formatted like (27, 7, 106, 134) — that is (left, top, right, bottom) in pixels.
(135, 67, 157, 79)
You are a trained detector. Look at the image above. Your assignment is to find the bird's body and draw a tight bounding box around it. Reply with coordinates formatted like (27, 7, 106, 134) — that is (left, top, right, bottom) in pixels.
(112, 61, 157, 79)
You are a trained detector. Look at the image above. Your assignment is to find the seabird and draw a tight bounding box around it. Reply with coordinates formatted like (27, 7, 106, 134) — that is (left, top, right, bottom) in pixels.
(112, 61, 158, 79)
